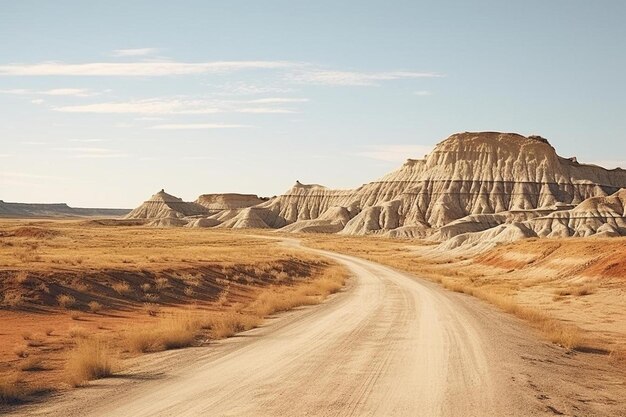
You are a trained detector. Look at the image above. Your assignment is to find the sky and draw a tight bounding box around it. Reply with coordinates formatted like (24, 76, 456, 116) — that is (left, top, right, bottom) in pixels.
(1, 0, 625, 208)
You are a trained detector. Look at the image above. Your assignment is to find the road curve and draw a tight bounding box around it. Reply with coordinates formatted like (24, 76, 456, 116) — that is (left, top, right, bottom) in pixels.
(15, 244, 622, 417)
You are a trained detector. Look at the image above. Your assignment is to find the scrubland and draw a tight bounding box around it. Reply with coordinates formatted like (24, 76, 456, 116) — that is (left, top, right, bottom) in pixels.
(304, 234, 626, 360)
(0, 220, 347, 405)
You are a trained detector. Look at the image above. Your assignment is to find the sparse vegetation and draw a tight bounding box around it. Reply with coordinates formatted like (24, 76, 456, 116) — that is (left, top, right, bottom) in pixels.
(125, 314, 199, 353)
(0, 374, 33, 405)
(112, 281, 131, 295)
(88, 301, 103, 313)
(65, 338, 114, 387)
(19, 357, 44, 372)
(57, 294, 76, 309)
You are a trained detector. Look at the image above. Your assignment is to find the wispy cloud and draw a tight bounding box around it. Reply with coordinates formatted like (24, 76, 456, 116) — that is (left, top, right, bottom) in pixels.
(55, 99, 219, 114)
(55, 147, 128, 158)
(111, 48, 159, 57)
(31, 99, 44, 104)
(0, 61, 300, 76)
(1, 87, 98, 97)
(53, 97, 304, 114)
(414, 90, 432, 96)
(357, 145, 434, 162)
(246, 97, 308, 104)
(288, 70, 443, 86)
(150, 123, 250, 130)
(181, 156, 217, 160)
(210, 82, 295, 96)
(68, 139, 106, 143)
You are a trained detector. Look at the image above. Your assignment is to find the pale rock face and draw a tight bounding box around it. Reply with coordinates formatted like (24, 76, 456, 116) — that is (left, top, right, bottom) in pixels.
(125, 190, 208, 220)
(195, 193, 266, 211)
(125, 132, 626, 249)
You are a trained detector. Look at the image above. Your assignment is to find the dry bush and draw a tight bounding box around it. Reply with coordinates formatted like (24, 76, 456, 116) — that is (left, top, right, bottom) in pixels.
(112, 281, 131, 295)
(14, 248, 41, 263)
(183, 286, 195, 297)
(68, 327, 89, 339)
(555, 283, 596, 297)
(19, 356, 44, 372)
(125, 314, 199, 353)
(541, 322, 582, 350)
(202, 312, 261, 339)
(0, 374, 33, 405)
(573, 284, 596, 296)
(142, 302, 161, 316)
(45, 328, 54, 336)
(249, 290, 318, 318)
(141, 283, 152, 292)
(13, 271, 30, 285)
(143, 293, 160, 303)
(88, 301, 103, 313)
(154, 277, 170, 291)
(2, 292, 24, 308)
(65, 338, 114, 387)
(57, 294, 76, 309)
(70, 312, 81, 321)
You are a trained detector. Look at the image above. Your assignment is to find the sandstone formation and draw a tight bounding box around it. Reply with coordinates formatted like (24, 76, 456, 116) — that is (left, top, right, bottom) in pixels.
(195, 193, 267, 211)
(125, 132, 626, 248)
(124, 189, 208, 220)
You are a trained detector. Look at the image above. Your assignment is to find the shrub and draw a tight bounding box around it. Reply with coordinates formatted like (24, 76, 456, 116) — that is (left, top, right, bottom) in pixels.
(65, 339, 114, 387)
(112, 281, 131, 295)
(88, 301, 103, 313)
(57, 294, 76, 309)
(0, 374, 32, 405)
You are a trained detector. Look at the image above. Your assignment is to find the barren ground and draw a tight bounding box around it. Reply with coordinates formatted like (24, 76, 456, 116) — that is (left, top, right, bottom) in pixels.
(1, 221, 625, 416)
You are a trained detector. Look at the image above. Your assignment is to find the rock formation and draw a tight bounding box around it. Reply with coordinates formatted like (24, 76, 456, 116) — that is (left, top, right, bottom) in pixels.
(124, 132, 626, 248)
(124, 189, 208, 220)
(0, 200, 129, 218)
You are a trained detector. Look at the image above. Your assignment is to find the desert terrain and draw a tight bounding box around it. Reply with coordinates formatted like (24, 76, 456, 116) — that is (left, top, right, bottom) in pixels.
(0, 219, 624, 416)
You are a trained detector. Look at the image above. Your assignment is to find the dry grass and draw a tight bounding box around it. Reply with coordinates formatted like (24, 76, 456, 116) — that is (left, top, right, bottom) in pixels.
(88, 301, 103, 313)
(57, 294, 76, 309)
(18, 357, 44, 372)
(0, 374, 35, 405)
(65, 338, 114, 387)
(2, 292, 24, 308)
(112, 281, 131, 295)
(68, 327, 89, 339)
(202, 312, 262, 339)
(555, 283, 597, 297)
(125, 314, 198, 353)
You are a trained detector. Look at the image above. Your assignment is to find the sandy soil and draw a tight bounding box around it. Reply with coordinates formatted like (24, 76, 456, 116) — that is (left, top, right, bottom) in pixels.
(9, 242, 625, 417)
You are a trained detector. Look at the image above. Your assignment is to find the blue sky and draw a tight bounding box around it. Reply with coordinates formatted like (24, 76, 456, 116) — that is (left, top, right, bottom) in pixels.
(1, 0, 625, 208)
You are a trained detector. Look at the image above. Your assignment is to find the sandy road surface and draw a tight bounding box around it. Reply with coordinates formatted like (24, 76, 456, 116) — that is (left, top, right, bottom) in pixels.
(11, 244, 625, 417)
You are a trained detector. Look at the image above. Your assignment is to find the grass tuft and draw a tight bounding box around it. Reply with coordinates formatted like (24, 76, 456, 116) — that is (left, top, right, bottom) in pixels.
(65, 338, 114, 387)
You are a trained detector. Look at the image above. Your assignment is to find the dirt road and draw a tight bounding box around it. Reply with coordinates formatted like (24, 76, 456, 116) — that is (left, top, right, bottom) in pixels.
(14, 245, 625, 416)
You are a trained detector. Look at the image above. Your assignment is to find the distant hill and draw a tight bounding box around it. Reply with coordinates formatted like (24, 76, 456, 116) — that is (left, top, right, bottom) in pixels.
(0, 200, 130, 218)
